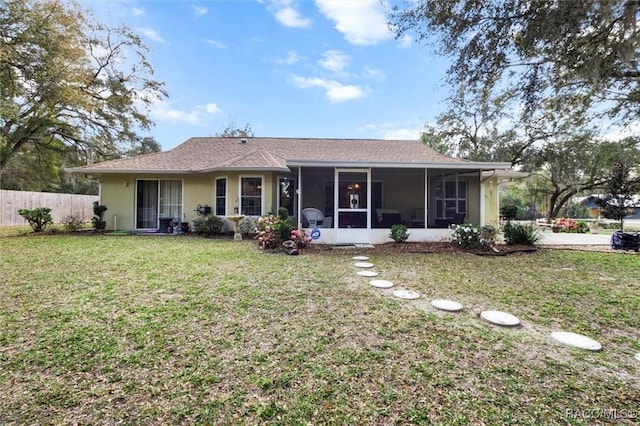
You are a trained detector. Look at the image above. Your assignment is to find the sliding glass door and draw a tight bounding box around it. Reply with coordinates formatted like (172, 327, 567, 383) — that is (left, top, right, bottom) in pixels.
(136, 179, 183, 229)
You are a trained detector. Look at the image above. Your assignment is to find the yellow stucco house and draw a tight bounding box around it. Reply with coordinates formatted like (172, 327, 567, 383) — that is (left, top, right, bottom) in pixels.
(68, 137, 512, 244)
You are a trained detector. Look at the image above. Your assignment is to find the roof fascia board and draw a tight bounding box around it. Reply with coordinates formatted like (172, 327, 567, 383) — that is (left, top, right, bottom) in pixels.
(67, 166, 292, 174)
(65, 168, 196, 174)
(287, 160, 512, 170)
(203, 166, 291, 173)
(67, 161, 511, 174)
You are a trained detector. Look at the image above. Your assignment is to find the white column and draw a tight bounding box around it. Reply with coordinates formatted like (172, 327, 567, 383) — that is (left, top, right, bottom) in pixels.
(424, 168, 429, 228)
(297, 167, 302, 229)
(480, 176, 486, 226)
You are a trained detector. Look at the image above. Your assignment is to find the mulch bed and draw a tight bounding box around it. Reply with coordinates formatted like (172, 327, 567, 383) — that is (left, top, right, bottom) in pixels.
(305, 242, 537, 256)
(369, 242, 537, 256)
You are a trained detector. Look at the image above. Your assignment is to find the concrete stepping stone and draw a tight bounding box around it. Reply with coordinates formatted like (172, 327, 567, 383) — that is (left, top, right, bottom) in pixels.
(357, 270, 379, 277)
(369, 279, 394, 289)
(551, 331, 602, 351)
(635, 353, 640, 362)
(431, 299, 463, 312)
(480, 310, 521, 327)
(352, 255, 370, 261)
(354, 262, 374, 268)
(392, 289, 420, 300)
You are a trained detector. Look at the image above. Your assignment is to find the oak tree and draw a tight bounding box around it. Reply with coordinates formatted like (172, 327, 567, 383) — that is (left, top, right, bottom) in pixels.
(0, 0, 166, 178)
(390, 0, 640, 123)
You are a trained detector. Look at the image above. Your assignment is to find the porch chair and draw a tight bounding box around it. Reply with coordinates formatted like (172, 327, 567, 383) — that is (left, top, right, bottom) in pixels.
(303, 208, 332, 228)
(453, 213, 466, 225)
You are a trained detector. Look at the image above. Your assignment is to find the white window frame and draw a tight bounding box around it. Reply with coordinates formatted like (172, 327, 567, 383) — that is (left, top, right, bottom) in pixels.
(239, 175, 264, 217)
(215, 176, 228, 216)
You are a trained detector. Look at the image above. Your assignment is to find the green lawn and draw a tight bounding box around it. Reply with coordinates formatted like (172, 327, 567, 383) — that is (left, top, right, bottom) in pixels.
(0, 233, 638, 425)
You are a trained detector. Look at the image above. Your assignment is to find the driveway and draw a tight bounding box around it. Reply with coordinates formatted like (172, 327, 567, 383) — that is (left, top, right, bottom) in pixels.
(538, 231, 611, 246)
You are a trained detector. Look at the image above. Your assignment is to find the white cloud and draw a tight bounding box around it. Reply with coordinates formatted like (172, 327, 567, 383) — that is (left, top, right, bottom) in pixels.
(381, 128, 422, 140)
(205, 39, 228, 49)
(359, 120, 423, 140)
(131, 7, 145, 16)
(603, 121, 640, 140)
(318, 50, 350, 73)
(269, 1, 311, 28)
(137, 28, 165, 44)
(291, 75, 367, 103)
(275, 51, 304, 65)
(363, 65, 385, 81)
(193, 5, 208, 17)
(315, 0, 393, 45)
(204, 103, 221, 114)
(275, 6, 312, 27)
(399, 34, 413, 49)
(150, 100, 221, 125)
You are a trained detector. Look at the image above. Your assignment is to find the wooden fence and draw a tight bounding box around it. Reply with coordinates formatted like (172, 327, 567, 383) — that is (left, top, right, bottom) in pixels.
(0, 190, 99, 226)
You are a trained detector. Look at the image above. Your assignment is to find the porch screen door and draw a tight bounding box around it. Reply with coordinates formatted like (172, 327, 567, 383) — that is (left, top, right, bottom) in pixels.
(336, 169, 370, 243)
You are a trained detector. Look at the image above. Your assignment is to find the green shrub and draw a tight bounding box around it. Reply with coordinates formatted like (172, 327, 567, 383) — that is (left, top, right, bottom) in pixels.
(62, 215, 84, 232)
(451, 224, 497, 249)
(276, 208, 294, 241)
(575, 221, 589, 234)
(18, 207, 53, 232)
(500, 205, 519, 221)
(91, 202, 108, 231)
(389, 224, 410, 243)
(502, 223, 541, 246)
(238, 217, 257, 236)
(193, 215, 225, 236)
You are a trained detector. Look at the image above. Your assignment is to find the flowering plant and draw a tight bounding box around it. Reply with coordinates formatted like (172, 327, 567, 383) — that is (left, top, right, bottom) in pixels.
(450, 224, 497, 249)
(553, 218, 589, 233)
(255, 214, 279, 249)
(290, 229, 311, 248)
(254, 208, 298, 251)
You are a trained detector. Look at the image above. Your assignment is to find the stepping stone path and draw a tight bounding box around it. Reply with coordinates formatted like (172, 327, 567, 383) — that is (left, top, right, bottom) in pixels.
(431, 299, 463, 312)
(480, 310, 521, 327)
(393, 289, 421, 300)
(348, 254, 609, 354)
(369, 279, 394, 289)
(551, 331, 602, 351)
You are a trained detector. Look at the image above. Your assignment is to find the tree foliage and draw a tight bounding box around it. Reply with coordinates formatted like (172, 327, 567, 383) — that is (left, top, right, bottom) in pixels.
(215, 118, 254, 138)
(125, 137, 161, 157)
(390, 0, 640, 123)
(530, 136, 639, 219)
(595, 159, 640, 230)
(0, 0, 167, 177)
(421, 89, 521, 163)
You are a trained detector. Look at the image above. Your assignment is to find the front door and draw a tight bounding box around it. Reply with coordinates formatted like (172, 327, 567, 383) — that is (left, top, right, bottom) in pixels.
(278, 176, 296, 221)
(336, 169, 370, 244)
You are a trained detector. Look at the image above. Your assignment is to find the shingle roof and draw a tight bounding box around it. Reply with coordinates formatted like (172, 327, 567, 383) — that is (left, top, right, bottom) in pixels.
(68, 137, 511, 174)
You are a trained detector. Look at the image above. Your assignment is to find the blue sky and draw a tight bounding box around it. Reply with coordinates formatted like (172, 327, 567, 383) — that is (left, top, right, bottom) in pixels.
(80, 0, 452, 151)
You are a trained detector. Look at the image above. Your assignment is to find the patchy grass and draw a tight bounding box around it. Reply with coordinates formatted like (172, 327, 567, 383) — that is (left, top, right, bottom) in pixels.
(0, 233, 638, 425)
